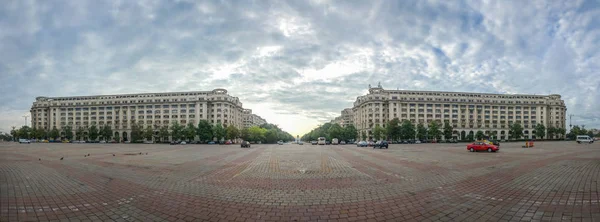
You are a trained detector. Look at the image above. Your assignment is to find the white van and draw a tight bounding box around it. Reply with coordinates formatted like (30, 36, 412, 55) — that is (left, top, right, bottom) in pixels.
(332, 138, 339, 145)
(576, 135, 594, 144)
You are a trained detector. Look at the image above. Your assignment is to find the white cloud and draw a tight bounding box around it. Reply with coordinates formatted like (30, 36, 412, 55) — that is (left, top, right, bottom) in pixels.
(0, 0, 599, 134)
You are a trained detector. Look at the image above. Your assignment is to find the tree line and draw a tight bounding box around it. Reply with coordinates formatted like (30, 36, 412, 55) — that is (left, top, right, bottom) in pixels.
(300, 122, 358, 142)
(9, 121, 295, 143)
(301, 118, 573, 142)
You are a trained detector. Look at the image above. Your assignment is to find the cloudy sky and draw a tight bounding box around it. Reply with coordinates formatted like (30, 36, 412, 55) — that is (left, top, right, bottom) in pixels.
(1, 0, 599, 136)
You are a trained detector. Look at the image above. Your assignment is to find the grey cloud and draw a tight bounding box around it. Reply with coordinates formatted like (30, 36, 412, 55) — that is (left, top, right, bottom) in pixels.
(1, 0, 600, 133)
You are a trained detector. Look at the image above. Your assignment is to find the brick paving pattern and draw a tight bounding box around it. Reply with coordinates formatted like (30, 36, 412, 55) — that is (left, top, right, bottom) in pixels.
(0, 141, 599, 221)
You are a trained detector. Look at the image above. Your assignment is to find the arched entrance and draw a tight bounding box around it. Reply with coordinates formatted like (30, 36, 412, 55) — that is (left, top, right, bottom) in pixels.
(500, 130, 506, 140)
(114, 131, 119, 140)
(461, 131, 466, 140)
(122, 132, 128, 142)
(523, 130, 529, 139)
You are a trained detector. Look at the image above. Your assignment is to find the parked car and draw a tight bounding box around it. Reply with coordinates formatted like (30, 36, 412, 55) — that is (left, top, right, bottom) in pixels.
(467, 142, 499, 152)
(180, 141, 186, 145)
(170, 141, 178, 145)
(18, 139, 30, 144)
(277, 140, 284, 145)
(225, 140, 232, 145)
(415, 140, 422, 144)
(356, 141, 368, 147)
(367, 141, 375, 147)
(373, 140, 389, 149)
(241, 141, 251, 148)
(311, 141, 318, 145)
(489, 140, 500, 146)
(332, 138, 339, 145)
(100, 140, 107, 143)
(298, 141, 304, 145)
(446, 139, 458, 143)
(208, 141, 216, 144)
(340, 141, 346, 145)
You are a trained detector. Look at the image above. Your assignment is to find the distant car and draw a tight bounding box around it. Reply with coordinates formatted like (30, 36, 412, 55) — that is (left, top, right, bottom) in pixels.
(367, 141, 375, 147)
(446, 139, 458, 143)
(100, 140, 106, 143)
(326, 141, 331, 145)
(373, 140, 389, 149)
(311, 141, 317, 145)
(277, 141, 284, 145)
(170, 141, 178, 145)
(298, 141, 304, 145)
(489, 140, 500, 146)
(18, 139, 30, 144)
(340, 141, 346, 145)
(225, 140, 232, 145)
(208, 141, 216, 144)
(467, 142, 499, 152)
(415, 140, 421, 144)
(357, 141, 368, 147)
(241, 141, 250, 148)
(180, 141, 186, 145)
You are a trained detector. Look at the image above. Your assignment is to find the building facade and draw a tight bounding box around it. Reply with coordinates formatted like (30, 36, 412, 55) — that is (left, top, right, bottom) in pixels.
(330, 108, 354, 127)
(352, 84, 567, 140)
(30, 89, 245, 141)
(243, 109, 267, 128)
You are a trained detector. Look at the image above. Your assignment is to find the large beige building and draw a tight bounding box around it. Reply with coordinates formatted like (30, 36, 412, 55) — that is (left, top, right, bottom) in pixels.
(30, 89, 246, 141)
(352, 84, 567, 140)
(330, 108, 354, 127)
(243, 109, 267, 128)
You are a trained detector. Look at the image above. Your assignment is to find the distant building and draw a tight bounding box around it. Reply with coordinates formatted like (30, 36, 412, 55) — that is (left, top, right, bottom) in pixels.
(351, 84, 567, 140)
(30, 89, 246, 141)
(243, 109, 267, 128)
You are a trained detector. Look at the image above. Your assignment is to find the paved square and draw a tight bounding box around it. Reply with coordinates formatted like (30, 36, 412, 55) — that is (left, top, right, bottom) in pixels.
(1, 141, 599, 221)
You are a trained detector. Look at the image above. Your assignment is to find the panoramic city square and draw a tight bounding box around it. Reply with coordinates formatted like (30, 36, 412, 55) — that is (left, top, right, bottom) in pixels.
(1, 141, 599, 222)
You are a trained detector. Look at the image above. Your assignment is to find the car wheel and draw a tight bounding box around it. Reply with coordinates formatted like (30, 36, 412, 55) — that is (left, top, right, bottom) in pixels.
(487, 148, 492, 152)
(470, 148, 474, 152)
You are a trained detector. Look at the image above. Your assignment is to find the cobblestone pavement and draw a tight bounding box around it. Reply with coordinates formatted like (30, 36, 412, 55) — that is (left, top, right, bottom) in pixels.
(1, 141, 599, 221)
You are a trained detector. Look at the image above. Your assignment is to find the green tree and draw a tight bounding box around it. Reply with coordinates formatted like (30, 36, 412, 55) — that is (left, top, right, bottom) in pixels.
(361, 130, 367, 141)
(185, 123, 196, 141)
(197, 120, 213, 142)
(101, 125, 112, 141)
(534, 124, 546, 139)
(240, 128, 250, 141)
(416, 123, 427, 140)
(170, 122, 184, 141)
(143, 126, 154, 141)
(17, 126, 32, 139)
(547, 126, 556, 139)
(63, 126, 73, 140)
(88, 125, 98, 141)
(158, 125, 169, 142)
(372, 124, 386, 140)
(49, 126, 60, 140)
(226, 125, 239, 141)
(265, 129, 278, 143)
(10, 126, 17, 141)
(400, 120, 416, 140)
(467, 131, 475, 141)
(130, 123, 143, 142)
(328, 123, 343, 140)
(475, 130, 485, 140)
(443, 121, 453, 140)
(343, 124, 358, 142)
(75, 126, 85, 141)
(510, 123, 524, 140)
(212, 123, 226, 141)
(555, 127, 565, 139)
(386, 118, 401, 141)
(248, 126, 266, 142)
(428, 121, 442, 140)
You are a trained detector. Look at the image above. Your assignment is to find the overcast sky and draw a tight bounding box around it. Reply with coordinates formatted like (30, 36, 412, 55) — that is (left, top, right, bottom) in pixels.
(1, 0, 599, 136)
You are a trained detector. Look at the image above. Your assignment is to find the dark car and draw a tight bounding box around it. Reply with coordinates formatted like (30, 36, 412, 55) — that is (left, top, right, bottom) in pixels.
(169, 141, 178, 145)
(489, 140, 500, 147)
(373, 140, 389, 149)
(241, 141, 250, 148)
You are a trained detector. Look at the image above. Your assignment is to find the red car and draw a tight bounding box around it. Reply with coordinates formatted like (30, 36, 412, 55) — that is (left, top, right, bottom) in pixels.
(467, 142, 499, 152)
